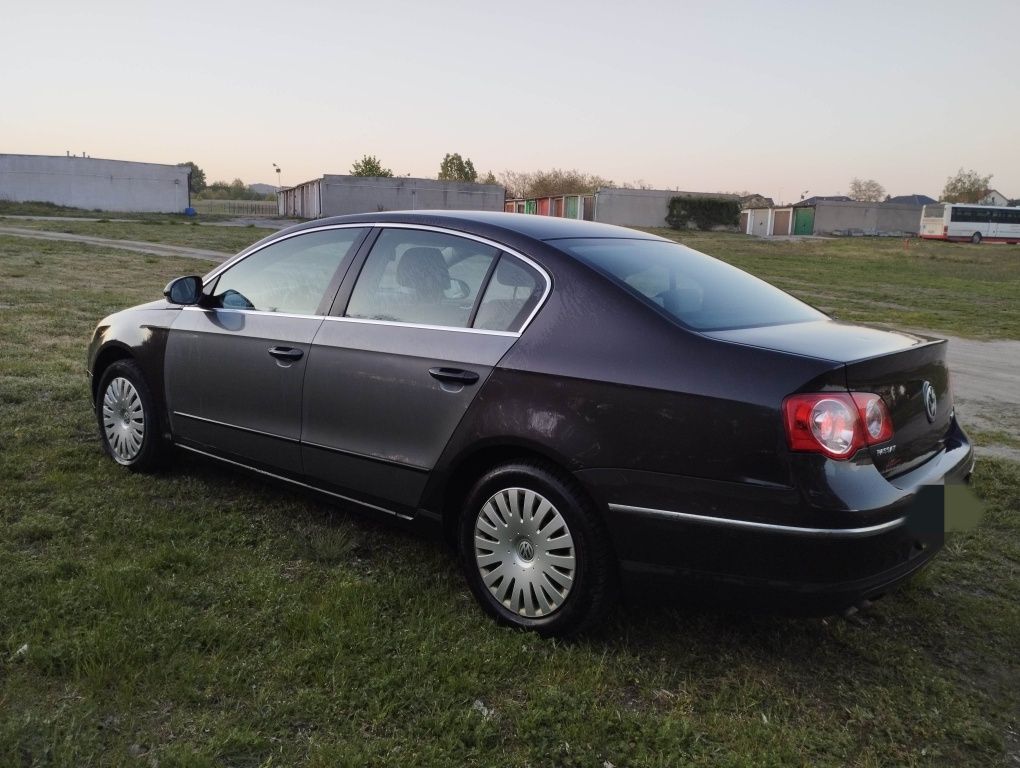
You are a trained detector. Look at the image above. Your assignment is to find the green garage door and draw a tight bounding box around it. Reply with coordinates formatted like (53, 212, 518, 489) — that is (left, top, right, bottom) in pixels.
(793, 207, 814, 235)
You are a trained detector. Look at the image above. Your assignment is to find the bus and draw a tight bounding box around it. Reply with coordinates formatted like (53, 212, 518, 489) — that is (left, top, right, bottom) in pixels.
(920, 203, 1020, 244)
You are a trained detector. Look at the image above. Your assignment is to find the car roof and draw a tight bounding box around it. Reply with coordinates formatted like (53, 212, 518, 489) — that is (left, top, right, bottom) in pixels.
(277, 210, 670, 243)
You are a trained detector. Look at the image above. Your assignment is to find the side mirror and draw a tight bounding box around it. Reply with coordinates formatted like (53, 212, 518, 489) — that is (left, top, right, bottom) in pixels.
(164, 275, 203, 305)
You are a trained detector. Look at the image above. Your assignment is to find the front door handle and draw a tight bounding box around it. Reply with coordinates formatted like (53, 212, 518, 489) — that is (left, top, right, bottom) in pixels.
(428, 367, 479, 385)
(268, 346, 304, 362)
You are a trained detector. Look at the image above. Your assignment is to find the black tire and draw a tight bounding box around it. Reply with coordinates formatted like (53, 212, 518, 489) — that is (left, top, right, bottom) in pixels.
(95, 359, 168, 472)
(458, 460, 617, 636)
(971, 232, 982, 244)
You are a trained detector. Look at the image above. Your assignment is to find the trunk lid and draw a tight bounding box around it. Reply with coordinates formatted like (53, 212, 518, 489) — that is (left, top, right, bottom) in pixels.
(704, 320, 953, 477)
(843, 339, 952, 477)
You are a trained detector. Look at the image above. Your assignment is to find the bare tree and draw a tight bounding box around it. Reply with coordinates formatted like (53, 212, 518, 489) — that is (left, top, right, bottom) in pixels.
(500, 168, 613, 199)
(848, 178, 886, 202)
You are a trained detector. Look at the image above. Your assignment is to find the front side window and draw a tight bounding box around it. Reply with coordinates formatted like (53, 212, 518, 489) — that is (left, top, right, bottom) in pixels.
(346, 229, 500, 328)
(553, 238, 825, 331)
(209, 228, 366, 314)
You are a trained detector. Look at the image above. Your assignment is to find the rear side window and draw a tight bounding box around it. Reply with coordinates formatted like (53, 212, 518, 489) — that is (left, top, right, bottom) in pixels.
(346, 229, 499, 328)
(553, 238, 825, 331)
(473, 255, 542, 332)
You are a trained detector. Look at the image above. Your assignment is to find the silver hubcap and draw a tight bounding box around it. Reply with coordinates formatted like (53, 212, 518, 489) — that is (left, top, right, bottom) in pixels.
(473, 487, 576, 618)
(102, 377, 145, 462)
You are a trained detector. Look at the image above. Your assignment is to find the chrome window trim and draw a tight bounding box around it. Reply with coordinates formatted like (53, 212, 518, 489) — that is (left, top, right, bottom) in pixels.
(177, 444, 408, 518)
(199, 221, 552, 335)
(321, 315, 518, 337)
(180, 306, 518, 337)
(609, 503, 907, 539)
(180, 306, 325, 322)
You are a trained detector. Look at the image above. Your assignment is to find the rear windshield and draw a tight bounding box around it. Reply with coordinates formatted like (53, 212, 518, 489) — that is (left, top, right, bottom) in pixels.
(922, 204, 945, 220)
(553, 238, 825, 331)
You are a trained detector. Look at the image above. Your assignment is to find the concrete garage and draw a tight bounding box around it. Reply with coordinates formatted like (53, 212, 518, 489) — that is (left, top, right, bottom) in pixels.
(279, 175, 504, 218)
(0, 154, 191, 213)
(804, 200, 926, 236)
(743, 198, 927, 236)
(505, 187, 739, 228)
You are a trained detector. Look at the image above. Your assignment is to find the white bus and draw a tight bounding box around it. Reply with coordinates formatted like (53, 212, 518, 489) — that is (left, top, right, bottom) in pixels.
(920, 203, 1020, 244)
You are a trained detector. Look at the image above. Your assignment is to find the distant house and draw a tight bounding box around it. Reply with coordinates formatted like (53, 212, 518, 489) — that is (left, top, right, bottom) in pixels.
(979, 189, 1010, 206)
(739, 193, 774, 209)
(886, 194, 937, 206)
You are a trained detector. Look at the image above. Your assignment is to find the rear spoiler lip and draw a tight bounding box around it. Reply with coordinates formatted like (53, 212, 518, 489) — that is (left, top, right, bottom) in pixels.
(841, 334, 946, 367)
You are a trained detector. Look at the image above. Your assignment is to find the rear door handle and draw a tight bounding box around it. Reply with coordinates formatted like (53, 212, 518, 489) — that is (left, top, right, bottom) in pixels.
(268, 346, 304, 361)
(428, 367, 479, 385)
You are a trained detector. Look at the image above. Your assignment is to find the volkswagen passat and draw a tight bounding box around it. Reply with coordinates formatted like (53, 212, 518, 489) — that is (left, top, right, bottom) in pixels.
(87, 212, 974, 635)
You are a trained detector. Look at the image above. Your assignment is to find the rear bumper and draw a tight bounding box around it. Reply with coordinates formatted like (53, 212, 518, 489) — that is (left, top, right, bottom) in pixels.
(577, 425, 974, 613)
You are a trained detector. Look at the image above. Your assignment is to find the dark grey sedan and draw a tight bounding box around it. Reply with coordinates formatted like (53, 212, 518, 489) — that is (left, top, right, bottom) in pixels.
(88, 211, 974, 635)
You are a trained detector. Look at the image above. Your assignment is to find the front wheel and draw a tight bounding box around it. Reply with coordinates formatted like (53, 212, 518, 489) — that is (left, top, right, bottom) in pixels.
(971, 232, 982, 244)
(459, 461, 617, 636)
(95, 359, 168, 472)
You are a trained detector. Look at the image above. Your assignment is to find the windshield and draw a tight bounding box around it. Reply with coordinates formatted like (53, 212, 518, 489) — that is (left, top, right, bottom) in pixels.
(553, 238, 825, 331)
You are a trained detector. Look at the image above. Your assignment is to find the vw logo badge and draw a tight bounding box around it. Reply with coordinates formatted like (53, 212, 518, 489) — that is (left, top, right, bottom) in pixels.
(922, 381, 937, 423)
(517, 540, 535, 561)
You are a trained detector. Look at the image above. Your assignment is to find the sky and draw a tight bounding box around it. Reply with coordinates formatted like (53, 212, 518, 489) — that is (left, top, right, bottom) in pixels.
(3, 0, 1018, 204)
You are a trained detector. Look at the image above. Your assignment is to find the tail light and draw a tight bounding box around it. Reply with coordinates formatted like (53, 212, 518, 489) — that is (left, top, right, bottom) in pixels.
(783, 392, 893, 459)
(943, 225, 948, 236)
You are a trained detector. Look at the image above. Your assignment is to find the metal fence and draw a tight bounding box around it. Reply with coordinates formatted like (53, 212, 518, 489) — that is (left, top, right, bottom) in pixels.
(191, 199, 279, 216)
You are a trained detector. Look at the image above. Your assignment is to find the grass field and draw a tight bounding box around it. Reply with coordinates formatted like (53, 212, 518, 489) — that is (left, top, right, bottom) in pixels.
(1, 232, 1019, 766)
(644, 230, 1020, 341)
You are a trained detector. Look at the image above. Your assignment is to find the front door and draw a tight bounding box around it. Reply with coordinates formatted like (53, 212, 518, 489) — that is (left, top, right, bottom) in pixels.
(164, 226, 368, 473)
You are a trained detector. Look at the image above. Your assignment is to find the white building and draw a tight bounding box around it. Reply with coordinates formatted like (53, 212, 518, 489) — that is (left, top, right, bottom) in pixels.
(0, 154, 191, 213)
(979, 189, 1010, 206)
(278, 175, 504, 218)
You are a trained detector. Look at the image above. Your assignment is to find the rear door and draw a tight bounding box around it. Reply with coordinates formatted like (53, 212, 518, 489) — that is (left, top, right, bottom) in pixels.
(164, 226, 368, 473)
(301, 226, 547, 509)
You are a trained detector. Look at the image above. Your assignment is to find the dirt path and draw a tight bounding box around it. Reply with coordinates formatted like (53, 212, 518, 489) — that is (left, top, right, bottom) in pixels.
(0, 226, 230, 262)
(940, 334, 1020, 462)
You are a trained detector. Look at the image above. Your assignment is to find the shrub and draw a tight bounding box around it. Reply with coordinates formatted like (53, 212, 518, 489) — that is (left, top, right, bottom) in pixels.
(666, 196, 740, 230)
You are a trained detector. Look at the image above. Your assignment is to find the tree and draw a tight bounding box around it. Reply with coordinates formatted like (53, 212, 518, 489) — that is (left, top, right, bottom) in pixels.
(848, 177, 885, 202)
(438, 153, 477, 182)
(498, 168, 613, 199)
(350, 154, 393, 177)
(941, 168, 992, 203)
(480, 171, 498, 185)
(178, 161, 206, 194)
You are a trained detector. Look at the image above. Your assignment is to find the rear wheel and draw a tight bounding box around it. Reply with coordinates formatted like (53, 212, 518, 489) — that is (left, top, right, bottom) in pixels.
(459, 461, 617, 636)
(970, 232, 982, 244)
(95, 359, 168, 472)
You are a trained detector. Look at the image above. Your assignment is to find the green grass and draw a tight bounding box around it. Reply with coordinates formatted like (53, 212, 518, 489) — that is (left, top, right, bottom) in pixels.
(2, 235, 1019, 766)
(644, 230, 1020, 340)
(0, 199, 246, 223)
(0, 218, 268, 255)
